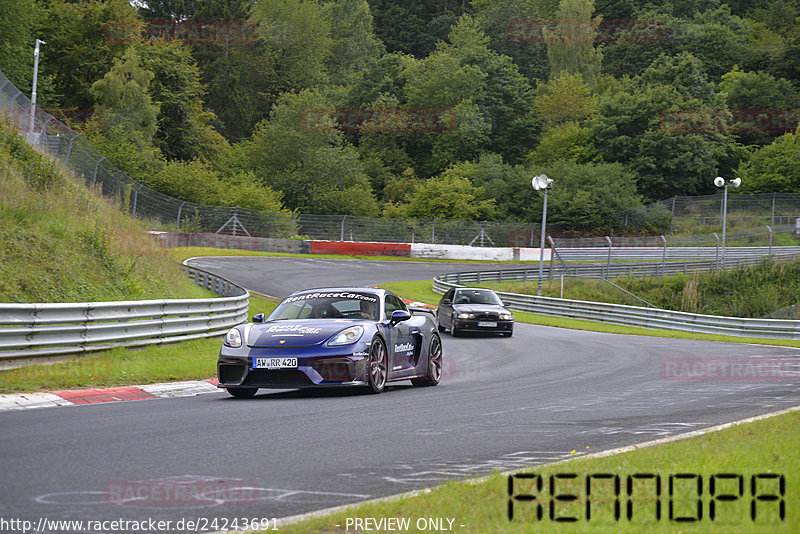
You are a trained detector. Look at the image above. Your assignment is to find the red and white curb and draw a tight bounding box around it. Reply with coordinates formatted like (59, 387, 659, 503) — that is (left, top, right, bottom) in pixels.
(0, 379, 221, 412)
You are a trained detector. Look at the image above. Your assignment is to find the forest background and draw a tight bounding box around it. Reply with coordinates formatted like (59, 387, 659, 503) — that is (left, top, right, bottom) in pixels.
(2, 0, 799, 231)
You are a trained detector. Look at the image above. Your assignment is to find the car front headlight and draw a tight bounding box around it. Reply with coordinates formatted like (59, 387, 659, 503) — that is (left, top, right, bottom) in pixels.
(224, 328, 242, 348)
(328, 325, 364, 346)
(457, 312, 475, 319)
(499, 313, 513, 321)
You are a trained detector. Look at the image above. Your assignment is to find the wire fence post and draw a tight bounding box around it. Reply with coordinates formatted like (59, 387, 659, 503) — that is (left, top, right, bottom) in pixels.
(712, 232, 720, 273)
(602, 235, 612, 288)
(176, 201, 185, 232)
(91, 156, 104, 188)
(767, 225, 773, 259)
(431, 218, 436, 244)
(669, 196, 677, 233)
(772, 192, 776, 228)
(340, 215, 347, 241)
(660, 235, 667, 278)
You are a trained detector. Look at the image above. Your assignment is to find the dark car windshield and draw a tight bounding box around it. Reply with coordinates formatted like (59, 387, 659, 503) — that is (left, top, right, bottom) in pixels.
(453, 289, 503, 305)
(268, 291, 379, 320)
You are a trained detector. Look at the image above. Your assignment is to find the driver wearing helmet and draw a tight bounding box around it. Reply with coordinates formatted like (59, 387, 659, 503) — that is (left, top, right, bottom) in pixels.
(359, 299, 377, 320)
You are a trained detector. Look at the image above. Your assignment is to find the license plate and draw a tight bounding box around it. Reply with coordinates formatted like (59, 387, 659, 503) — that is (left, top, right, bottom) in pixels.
(477, 321, 497, 327)
(253, 357, 298, 369)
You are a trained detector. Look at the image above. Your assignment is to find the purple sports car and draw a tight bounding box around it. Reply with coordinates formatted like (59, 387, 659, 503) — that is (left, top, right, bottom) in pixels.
(217, 288, 443, 397)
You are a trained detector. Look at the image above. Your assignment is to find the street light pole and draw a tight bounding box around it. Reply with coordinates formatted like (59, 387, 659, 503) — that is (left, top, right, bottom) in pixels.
(532, 174, 553, 296)
(29, 39, 45, 138)
(714, 176, 741, 267)
(538, 187, 548, 296)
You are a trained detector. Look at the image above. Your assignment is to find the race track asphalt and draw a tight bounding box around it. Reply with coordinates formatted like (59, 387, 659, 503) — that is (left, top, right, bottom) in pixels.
(1, 257, 798, 532)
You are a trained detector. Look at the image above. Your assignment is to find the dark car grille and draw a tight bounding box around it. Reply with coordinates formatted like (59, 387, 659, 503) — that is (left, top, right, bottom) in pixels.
(243, 369, 313, 388)
(312, 359, 356, 382)
(475, 313, 499, 321)
(218, 363, 247, 384)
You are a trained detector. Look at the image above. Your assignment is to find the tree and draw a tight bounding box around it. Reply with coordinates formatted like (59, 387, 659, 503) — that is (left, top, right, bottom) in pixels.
(718, 67, 800, 146)
(528, 121, 597, 165)
(547, 0, 603, 86)
(459, 152, 541, 221)
(401, 16, 537, 172)
(678, 5, 763, 79)
(540, 159, 642, 229)
(136, 42, 229, 163)
(323, 0, 385, 85)
(474, 0, 550, 81)
(0, 0, 40, 93)
(403, 166, 496, 220)
(739, 131, 800, 193)
(235, 89, 379, 215)
(534, 71, 595, 127)
(90, 48, 160, 146)
(591, 79, 738, 201)
(38, 0, 136, 109)
(367, 0, 471, 58)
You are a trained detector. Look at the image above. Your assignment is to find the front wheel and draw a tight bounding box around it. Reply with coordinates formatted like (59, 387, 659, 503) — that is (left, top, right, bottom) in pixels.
(412, 334, 442, 387)
(226, 387, 257, 398)
(366, 337, 387, 393)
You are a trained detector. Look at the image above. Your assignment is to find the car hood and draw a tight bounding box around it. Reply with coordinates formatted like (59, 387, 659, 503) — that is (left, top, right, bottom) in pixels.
(452, 304, 509, 314)
(248, 320, 364, 348)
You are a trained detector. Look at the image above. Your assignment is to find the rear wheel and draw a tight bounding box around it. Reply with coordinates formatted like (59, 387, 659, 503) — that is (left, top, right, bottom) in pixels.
(412, 335, 442, 387)
(451, 325, 460, 337)
(226, 387, 257, 398)
(367, 337, 387, 393)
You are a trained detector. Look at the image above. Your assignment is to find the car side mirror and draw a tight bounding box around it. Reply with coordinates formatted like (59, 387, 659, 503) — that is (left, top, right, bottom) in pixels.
(389, 310, 411, 325)
(441, 299, 451, 305)
(252, 313, 265, 323)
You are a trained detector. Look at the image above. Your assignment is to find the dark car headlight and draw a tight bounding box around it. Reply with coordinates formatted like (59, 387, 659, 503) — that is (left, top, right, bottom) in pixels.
(328, 326, 364, 346)
(224, 328, 242, 348)
(499, 313, 513, 321)
(457, 312, 475, 319)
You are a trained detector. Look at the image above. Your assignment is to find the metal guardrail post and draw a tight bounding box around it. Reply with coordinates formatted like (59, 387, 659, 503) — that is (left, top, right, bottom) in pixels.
(712, 233, 720, 273)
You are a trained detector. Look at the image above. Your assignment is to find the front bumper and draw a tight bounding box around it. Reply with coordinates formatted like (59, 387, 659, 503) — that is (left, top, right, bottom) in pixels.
(453, 319, 514, 333)
(217, 345, 371, 389)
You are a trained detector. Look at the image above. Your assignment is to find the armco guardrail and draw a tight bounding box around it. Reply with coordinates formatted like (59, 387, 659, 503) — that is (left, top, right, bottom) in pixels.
(555, 245, 798, 262)
(0, 265, 248, 362)
(433, 256, 800, 340)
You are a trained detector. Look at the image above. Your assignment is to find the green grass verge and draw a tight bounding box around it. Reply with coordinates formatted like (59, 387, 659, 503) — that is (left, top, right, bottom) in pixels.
(378, 280, 800, 348)
(0, 293, 277, 393)
(266, 409, 799, 533)
(0, 126, 210, 303)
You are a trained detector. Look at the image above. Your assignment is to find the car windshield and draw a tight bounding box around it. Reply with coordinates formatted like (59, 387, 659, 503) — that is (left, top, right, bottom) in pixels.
(453, 290, 503, 305)
(268, 291, 379, 320)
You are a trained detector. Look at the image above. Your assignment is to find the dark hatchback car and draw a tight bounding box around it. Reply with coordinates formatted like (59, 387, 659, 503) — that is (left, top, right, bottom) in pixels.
(436, 287, 514, 337)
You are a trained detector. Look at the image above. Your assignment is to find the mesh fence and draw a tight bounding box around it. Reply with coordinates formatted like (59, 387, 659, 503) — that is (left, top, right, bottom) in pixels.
(617, 192, 800, 234)
(2, 68, 799, 248)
